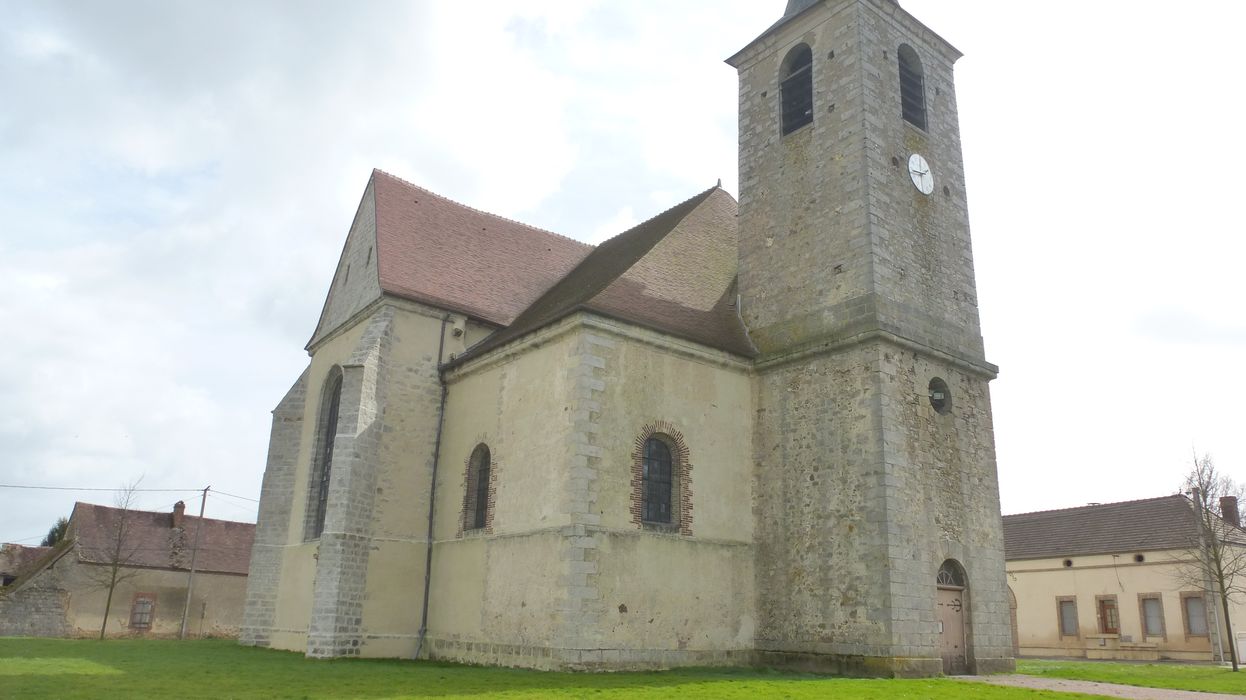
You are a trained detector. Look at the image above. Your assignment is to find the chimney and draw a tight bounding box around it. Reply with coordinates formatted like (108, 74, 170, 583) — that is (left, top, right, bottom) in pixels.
(172, 501, 186, 529)
(1221, 496, 1240, 529)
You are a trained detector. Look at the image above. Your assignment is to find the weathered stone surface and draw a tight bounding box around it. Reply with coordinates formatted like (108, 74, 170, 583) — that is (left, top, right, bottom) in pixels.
(241, 0, 1012, 676)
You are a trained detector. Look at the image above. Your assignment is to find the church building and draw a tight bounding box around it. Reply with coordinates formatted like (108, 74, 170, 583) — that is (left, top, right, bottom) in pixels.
(241, 0, 1014, 676)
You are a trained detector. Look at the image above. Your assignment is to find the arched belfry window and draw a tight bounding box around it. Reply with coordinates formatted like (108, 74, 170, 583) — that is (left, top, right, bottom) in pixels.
(780, 44, 814, 135)
(306, 368, 343, 540)
(463, 444, 494, 533)
(898, 44, 927, 130)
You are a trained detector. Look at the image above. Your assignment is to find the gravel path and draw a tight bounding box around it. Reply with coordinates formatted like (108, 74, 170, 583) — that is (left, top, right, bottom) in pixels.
(957, 674, 1244, 699)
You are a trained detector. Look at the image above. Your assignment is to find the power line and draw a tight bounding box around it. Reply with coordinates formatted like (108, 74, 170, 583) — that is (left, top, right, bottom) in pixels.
(210, 489, 259, 503)
(0, 484, 201, 493)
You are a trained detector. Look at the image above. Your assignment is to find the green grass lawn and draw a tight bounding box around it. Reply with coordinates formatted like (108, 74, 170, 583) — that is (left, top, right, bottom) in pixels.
(0, 638, 1105, 700)
(1018, 658, 1246, 695)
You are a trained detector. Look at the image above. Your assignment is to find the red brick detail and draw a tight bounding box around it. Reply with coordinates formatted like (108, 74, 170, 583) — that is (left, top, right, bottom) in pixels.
(459, 444, 497, 537)
(629, 420, 693, 536)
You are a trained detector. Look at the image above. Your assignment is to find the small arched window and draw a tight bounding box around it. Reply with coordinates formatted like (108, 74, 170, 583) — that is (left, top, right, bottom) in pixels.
(898, 44, 926, 130)
(464, 444, 493, 532)
(642, 437, 674, 524)
(780, 44, 814, 135)
(307, 369, 343, 540)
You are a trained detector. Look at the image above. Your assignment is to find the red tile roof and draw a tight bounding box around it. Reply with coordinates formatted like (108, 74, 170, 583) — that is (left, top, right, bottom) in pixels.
(372, 170, 593, 326)
(70, 502, 255, 576)
(456, 186, 755, 362)
(1003, 495, 1201, 561)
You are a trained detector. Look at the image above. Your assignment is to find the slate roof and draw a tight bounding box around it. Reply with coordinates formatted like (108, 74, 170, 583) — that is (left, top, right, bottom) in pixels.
(372, 170, 593, 327)
(70, 502, 255, 576)
(455, 186, 755, 363)
(1003, 495, 1202, 561)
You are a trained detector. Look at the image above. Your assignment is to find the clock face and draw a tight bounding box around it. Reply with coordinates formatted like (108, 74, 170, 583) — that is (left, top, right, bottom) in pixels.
(908, 153, 934, 195)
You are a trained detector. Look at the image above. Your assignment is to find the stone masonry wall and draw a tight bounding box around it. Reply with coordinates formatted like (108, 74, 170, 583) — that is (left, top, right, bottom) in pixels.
(308, 179, 382, 348)
(240, 368, 308, 647)
(0, 566, 70, 637)
(307, 308, 393, 657)
(735, 0, 1010, 676)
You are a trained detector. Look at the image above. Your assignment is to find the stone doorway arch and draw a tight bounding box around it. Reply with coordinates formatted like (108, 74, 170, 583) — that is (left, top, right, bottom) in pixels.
(936, 559, 969, 675)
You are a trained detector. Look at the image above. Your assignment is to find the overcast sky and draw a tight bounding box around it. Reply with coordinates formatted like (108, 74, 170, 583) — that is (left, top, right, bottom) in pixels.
(2, 1, 1243, 545)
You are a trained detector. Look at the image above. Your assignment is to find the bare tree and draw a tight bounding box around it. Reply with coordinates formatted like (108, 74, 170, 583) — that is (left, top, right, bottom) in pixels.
(1175, 455, 1246, 671)
(82, 481, 145, 640)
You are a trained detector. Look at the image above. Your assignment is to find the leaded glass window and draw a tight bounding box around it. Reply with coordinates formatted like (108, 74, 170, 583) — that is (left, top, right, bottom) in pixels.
(471, 445, 491, 530)
(309, 372, 342, 540)
(642, 437, 673, 524)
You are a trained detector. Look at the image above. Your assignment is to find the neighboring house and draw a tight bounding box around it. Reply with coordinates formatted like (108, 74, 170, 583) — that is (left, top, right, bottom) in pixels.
(0, 501, 255, 638)
(1004, 495, 1246, 662)
(241, 0, 1014, 676)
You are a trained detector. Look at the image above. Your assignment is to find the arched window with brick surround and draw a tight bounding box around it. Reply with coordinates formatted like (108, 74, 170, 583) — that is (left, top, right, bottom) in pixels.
(306, 367, 342, 540)
(898, 43, 927, 130)
(780, 43, 813, 135)
(630, 422, 692, 535)
(462, 443, 494, 533)
(642, 438, 673, 523)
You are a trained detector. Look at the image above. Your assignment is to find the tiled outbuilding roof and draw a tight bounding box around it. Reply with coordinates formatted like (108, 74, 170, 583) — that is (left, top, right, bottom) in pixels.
(456, 185, 755, 363)
(1002, 495, 1201, 561)
(372, 170, 593, 327)
(69, 502, 254, 576)
(0, 543, 52, 577)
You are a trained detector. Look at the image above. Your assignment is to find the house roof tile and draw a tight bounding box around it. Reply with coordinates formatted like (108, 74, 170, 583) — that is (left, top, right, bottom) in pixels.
(1003, 495, 1200, 561)
(70, 502, 255, 576)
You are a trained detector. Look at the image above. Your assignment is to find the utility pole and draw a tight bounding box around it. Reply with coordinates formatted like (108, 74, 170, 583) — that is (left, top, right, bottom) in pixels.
(179, 486, 209, 640)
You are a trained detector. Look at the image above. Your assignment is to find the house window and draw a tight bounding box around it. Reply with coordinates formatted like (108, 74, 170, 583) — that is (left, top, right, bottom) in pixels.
(307, 369, 343, 540)
(130, 595, 155, 631)
(898, 44, 926, 130)
(1139, 594, 1165, 638)
(1056, 596, 1078, 637)
(1097, 595, 1120, 634)
(462, 444, 494, 533)
(780, 44, 814, 135)
(1182, 593, 1209, 636)
(630, 421, 692, 535)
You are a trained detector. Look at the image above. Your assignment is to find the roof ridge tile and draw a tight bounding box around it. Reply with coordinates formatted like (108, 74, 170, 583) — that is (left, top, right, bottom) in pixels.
(1004, 494, 1187, 519)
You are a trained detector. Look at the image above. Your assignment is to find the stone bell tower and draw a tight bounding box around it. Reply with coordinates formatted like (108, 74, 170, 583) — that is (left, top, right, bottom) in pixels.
(729, 0, 1014, 676)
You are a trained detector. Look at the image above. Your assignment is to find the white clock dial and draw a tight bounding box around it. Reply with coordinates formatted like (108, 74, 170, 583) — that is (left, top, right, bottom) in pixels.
(908, 153, 934, 195)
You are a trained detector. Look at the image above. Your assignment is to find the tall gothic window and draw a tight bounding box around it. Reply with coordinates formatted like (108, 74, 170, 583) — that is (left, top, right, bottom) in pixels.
(464, 444, 493, 532)
(307, 369, 342, 540)
(642, 437, 673, 524)
(898, 44, 927, 130)
(780, 44, 814, 135)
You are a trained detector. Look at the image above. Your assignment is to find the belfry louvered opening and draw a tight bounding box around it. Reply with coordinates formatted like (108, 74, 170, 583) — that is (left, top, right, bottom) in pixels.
(780, 44, 814, 135)
(898, 44, 926, 130)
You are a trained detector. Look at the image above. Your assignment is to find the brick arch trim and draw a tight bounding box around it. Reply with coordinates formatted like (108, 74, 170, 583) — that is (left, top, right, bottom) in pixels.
(630, 420, 692, 536)
(459, 442, 497, 536)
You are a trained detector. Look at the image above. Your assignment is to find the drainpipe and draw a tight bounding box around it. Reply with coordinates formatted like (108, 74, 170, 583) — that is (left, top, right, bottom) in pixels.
(414, 314, 451, 660)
